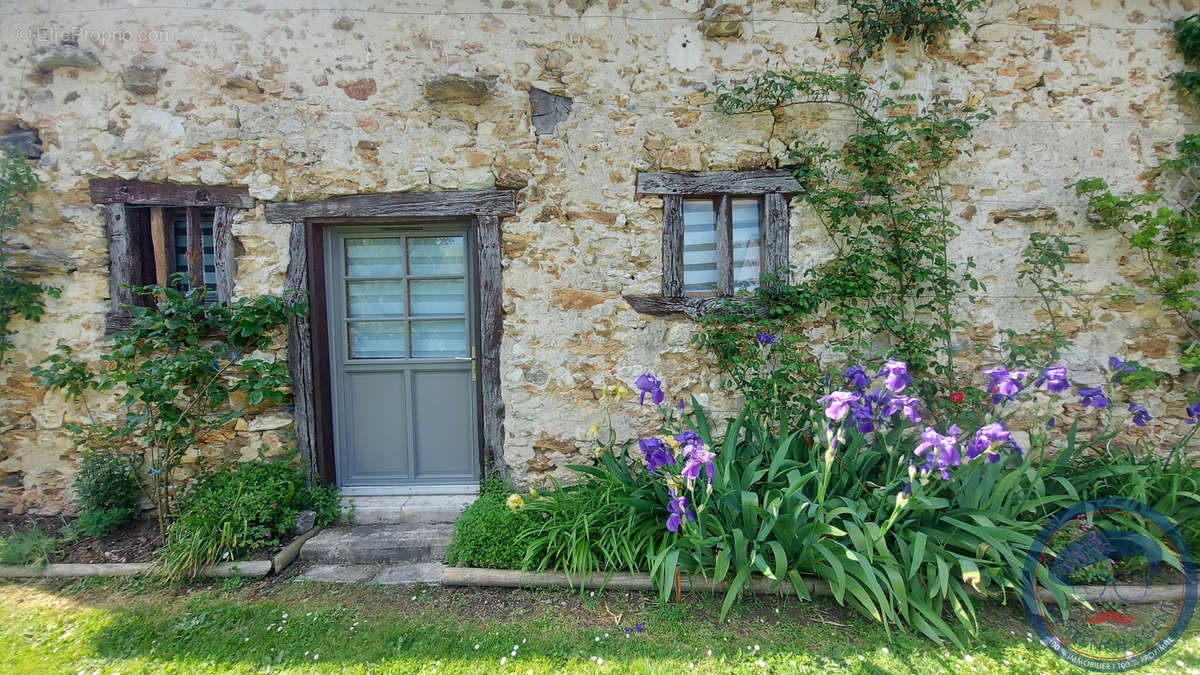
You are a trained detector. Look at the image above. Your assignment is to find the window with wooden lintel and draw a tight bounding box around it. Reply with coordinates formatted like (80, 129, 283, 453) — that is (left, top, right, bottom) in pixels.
(625, 170, 800, 317)
(89, 179, 252, 332)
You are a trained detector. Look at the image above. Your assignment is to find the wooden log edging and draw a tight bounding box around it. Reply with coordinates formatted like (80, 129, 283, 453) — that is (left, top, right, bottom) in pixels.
(272, 527, 322, 574)
(0, 560, 272, 579)
(441, 568, 1186, 605)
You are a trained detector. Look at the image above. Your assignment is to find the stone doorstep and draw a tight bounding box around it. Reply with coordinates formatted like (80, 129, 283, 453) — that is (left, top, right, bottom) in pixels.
(298, 524, 454, 565)
(344, 494, 476, 525)
(296, 562, 444, 585)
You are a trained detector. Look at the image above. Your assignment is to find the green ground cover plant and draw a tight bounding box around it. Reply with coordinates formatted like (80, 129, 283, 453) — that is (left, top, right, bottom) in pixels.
(0, 521, 61, 566)
(157, 454, 340, 581)
(444, 478, 530, 569)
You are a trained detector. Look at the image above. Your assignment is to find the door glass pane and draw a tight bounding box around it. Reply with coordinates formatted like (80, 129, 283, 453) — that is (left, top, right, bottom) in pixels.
(346, 237, 404, 276)
(409, 236, 465, 275)
(410, 279, 466, 316)
(348, 280, 406, 318)
(411, 319, 467, 358)
(731, 198, 762, 290)
(349, 321, 408, 358)
(682, 199, 717, 294)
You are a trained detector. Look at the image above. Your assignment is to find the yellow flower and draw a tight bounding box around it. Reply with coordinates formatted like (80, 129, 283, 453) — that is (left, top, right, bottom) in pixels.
(665, 475, 682, 493)
(661, 435, 680, 450)
(506, 493, 524, 511)
(586, 424, 601, 440)
(614, 383, 629, 399)
(529, 487, 540, 499)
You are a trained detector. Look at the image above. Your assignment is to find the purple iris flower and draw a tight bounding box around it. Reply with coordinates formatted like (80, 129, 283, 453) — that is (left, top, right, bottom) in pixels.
(883, 394, 921, 424)
(1128, 403, 1152, 427)
(756, 332, 776, 345)
(679, 442, 715, 487)
(818, 391, 861, 422)
(638, 437, 675, 473)
(1187, 401, 1200, 425)
(984, 366, 1029, 404)
(675, 429, 703, 448)
(843, 365, 872, 391)
(914, 425, 962, 480)
(635, 373, 665, 406)
(666, 491, 695, 533)
(1078, 387, 1109, 409)
(1034, 366, 1070, 394)
(877, 360, 913, 393)
(966, 422, 1012, 463)
(1109, 356, 1136, 383)
(851, 404, 876, 434)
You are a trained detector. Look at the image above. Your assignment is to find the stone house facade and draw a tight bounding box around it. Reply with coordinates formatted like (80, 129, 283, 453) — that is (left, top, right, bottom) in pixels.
(1, 0, 1197, 514)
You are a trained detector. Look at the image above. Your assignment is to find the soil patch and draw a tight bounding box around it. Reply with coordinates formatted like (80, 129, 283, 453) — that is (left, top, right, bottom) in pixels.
(1, 514, 299, 565)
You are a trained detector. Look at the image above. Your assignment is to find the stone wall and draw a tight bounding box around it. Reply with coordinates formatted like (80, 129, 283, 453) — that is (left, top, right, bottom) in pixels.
(0, 0, 1197, 513)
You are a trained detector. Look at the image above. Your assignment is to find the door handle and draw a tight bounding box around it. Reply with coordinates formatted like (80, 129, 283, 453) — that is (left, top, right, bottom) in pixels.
(454, 348, 477, 381)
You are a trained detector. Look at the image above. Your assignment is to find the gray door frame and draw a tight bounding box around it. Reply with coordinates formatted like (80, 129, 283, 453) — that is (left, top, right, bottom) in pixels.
(266, 191, 515, 490)
(324, 224, 480, 491)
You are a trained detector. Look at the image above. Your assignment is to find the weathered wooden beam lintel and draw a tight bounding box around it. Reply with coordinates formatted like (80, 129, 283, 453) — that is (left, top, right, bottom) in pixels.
(265, 190, 518, 222)
(636, 170, 802, 196)
(89, 179, 253, 208)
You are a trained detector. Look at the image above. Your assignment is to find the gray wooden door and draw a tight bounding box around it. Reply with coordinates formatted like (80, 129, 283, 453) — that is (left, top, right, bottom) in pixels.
(324, 225, 480, 489)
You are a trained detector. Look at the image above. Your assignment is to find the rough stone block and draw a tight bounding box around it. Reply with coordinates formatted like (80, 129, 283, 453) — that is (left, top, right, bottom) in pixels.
(119, 62, 164, 95)
(31, 44, 100, 71)
(423, 75, 492, 105)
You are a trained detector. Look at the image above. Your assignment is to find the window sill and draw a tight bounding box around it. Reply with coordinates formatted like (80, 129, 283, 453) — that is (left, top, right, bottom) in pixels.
(623, 295, 755, 319)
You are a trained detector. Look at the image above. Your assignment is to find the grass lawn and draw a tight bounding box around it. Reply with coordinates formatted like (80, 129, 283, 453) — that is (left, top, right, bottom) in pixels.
(1, 573, 1199, 673)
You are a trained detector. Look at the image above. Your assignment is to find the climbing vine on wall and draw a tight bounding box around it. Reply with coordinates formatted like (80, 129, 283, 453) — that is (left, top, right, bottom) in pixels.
(0, 151, 59, 365)
(834, 0, 983, 60)
(695, 71, 988, 423)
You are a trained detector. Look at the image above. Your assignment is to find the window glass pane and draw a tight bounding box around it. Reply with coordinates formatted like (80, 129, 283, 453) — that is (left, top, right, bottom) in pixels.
(411, 319, 468, 358)
(170, 208, 217, 302)
(409, 236, 465, 275)
(347, 280, 406, 318)
(682, 199, 717, 294)
(410, 279, 466, 316)
(349, 321, 408, 358)
(731, 199, 762, 290)
(346, 237, 404, 276)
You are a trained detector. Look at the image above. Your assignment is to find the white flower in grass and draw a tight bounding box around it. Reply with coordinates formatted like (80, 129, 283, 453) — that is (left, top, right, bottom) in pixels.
(500, 657, 507, 665)
(597, 658, 604, 665)
(510, 651, 516, 657)
(313, 654, 319, 661)
(474, 644, 480, 650)
(964, 654, 973, 663)
(881, 647, 889, 655)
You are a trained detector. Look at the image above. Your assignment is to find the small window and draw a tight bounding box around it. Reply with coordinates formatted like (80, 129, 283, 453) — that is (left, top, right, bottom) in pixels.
(91, 179, 250, 332)
(126, 206, 218, 304)
(626, 170, 799, 315)
(682, 197, 762, 295)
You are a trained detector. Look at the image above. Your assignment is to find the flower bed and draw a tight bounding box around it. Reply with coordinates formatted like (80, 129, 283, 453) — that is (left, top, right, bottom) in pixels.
(449, 356, 1200, 647)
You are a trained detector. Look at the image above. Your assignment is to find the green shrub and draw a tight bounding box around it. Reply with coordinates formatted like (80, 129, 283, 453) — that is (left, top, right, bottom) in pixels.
(73, 448, 141, 538)
(445, 479, 528, 569)
(157, 453, 340, 581)
(0, 521, 60, 566)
